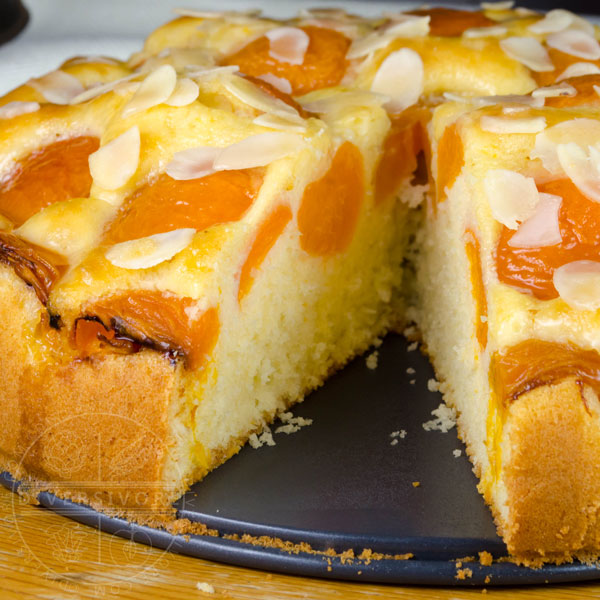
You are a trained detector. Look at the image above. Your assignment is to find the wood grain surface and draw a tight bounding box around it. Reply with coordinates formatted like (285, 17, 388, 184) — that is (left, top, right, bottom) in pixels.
(1, 486, 600, 599)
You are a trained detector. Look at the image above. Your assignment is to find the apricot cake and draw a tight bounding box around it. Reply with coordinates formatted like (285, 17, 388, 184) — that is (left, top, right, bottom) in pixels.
(0, 3, 600, 565)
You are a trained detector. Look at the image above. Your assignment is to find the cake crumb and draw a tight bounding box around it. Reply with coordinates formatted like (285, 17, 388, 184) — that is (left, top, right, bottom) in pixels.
(484, 575, 491, 584)
(403, 325, 418, 339)
(482, 588, 488, 594)
(455, 568, 473, 580)
(410, 379, 416, 385)
(453, 449, 462, 458)
(390, 430, 407, 439)
(365, 351, 379, 370)
(407, 341, 419, 352)
(427, 377, 441, 392)
(390, 439, 398, 446)
(248, 425, 276, 448)
(412, 481, 420, 488)
(196, 582, 215, 594)
(422, 403, 457, 433)
(406, 367, 415, 374)
(479, 551, 493, 566)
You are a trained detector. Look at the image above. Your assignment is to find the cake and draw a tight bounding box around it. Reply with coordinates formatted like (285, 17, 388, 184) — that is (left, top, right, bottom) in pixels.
(0, 3, 599, 565)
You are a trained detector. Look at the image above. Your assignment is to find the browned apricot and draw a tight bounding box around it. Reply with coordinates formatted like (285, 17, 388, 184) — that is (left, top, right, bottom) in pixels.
(533, 48, 600, 88)
(435, 123, 464, 207)
(298, 142, 364, 256)
(238, 204, 292, 302)
(73, 318, 139, 357)
(544, 74, 600, 109)
(406, 8, 494, 37)
(0, 137, 99, 227)
(222, 26, 351, 95)
(464, 229, 488, 351)
(104, 169, 264, 244)
(496, 179, 600, 300)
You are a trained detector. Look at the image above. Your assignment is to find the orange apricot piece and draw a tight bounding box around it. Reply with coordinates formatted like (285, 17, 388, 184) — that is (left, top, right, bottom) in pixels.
(435, 123, 464, 207)
(533, 49, 600, 88)
(406, 8, 494, 37)
(544, 74, 600, 109)
(464, 229, 487, 352)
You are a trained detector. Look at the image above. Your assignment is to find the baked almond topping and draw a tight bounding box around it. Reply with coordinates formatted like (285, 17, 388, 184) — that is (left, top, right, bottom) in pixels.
(121, 65, 177, 118)
(299, 90, 389, 114)
(105, 228, 196, 269)
(499, 37, 554, 72)
(256, 73, 292, 94)
(252, 112, 308, 133)
(508, 193, 562, 247)
(371, 48, 424, 112)
(484, 169, 539, 229)
(88, 126, 141, 191)
(173, 8, 261, 19)
(187, 65, 239, 79)
(546, 29, 600, 62)
(165, 146, 221, 180)
(70, 74, 139, 104)
(553, 260, 600, 310)
(528, 9, 575, 34)
(556, 142, 600, 203)
(480, 0, 514, 9)
(28, 70, 84, 104)
(557, 62, 600, 80)
(531, 82, 577, 98)
(265, 27, 310, 65)
(0, 101, 40, 119)
(479, 115, 547, 134)
(462, 25, 507, 38)
(165, 77, 199, 106)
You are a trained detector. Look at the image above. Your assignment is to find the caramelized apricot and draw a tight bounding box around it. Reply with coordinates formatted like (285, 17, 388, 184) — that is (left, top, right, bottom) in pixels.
(73, 318, 139, 357)
(238, 204, 292, 302)
(222, 26, 351, 95)
(464, 229, 488, 351)
(406, 8, 494, 37)
(496, 179, 600, 300)
(81, 291, 219, 370)
(491, 340, 600, 403)
(435, 123, 464, 207)
(0, 137, 99, 227)
(298, 142, 364, 256)
(104, 169, 263, 244)
(544, 74, 600, 109)
(533, 49, 600, 88)
(242, 75, 310, 118)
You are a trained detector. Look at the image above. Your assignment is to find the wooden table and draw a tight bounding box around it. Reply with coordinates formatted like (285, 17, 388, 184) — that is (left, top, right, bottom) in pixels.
(1, 486, 599, 599)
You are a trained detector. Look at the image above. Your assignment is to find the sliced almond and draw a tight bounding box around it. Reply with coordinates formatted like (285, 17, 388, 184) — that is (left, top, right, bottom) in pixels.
(442, 92, 544, 108)
(480, 115, 547, 134)
(165, 146, 221, 180)
(484, 169, 540, 229)
(371, 48, 423, 112)
(265, 27, 309, 65)
(463, 25, 507, 38)
(546, 30, 600, 61)
(300, 90, 389, 114)
(66, 55, 120, 66)
(173, 8, 261, 18)
(28, 70, 84, 104)
(528, 9, 574, 34)
(481, 0, 514, 9)
(595, 84, 600, 97)
(70, 74, 138, 104)
(557, 61, 600, 80)
(531, 82, 577, 98)
(256, 73, 293, 94)
(508, 193, 562, 247)
(213, 132, 302, 171)
(105, 228, 196, 270)
(187, 65, 239, 79)
(500, 37, 554, 72)
(0, 101, 40, 119)
(553, 260, 600, 310)
(253, 112, 307, 133)
(89, 126, 140, 190)
(557, 142, 600, 203)
(165, 78, 199, 106)
(122, 65, 177, 118)
(531, 118, 600, 174)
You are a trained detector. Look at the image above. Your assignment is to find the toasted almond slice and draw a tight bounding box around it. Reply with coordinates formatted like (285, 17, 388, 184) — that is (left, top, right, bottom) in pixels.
(531, 118, 600, 173)
(298, 7, 348, 19)
(70, 74, 138, 104)
(214, 132, 302, 170)
(547, 30, 600, 61)
(528, 9, 574, 34)
(595, 84, 600, 97)
(371, 48, 423, 112)
(347, 31, 394, 60)
(165, 146, 221, 180)
(442, 92, 544, 108)
(484, 169, 540, 229)
(300, 90, 389, 113)
(554, 260, 600, 310)
(122, 65, 177, 118)
(481, 0, 514, 9)
(265, 27, 309, 65)
(480, 115, 547, 134)
(463, 25, 507, 38)
(253, 112, 307, 133)
(557, 142, 600, 203)
(508, 193, 562, 248)
(256, 73, 293, 94)
(106, 228, 196, 270)
(28, 70, 84, 104)
(66, 55, 120, 66)
(500, 37, 554, 72)
(187, 65, 239, 79)
(0, 101, 40, 119)
(165, 78, 199, 106)
(89, 126, 140, 190)
(557, 61, 600, 80)
(531, 82, 577, 98)
(173, 8, 261, 18)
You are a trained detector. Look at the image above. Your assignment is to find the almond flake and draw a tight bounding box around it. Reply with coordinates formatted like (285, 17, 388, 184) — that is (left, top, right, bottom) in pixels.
(557, 62, 600, 80)
(481, 0, 514, 9)
(442, 92, 544, 108)
(554, 260, 600, 310)
(531, 82, 577, 98)
(484, 169, 539, 229)
(531, 118, 600, 174)
(28, 70, 84, 104)
(265, 27, 309, 65)
(256, 73, 292, 94)
(213, 132, 302, 171)
(480, 115, 547, 134)
(546, 30, 600, 61)
(89, 126, 140, 190)
(122, 65, 177, 118)
(371, 48, 423, 112)
(0, 101, 40, 119)
(70, 74, 138, 104)
(187, 65, 239, 79)
(463, 25, 507, 38)
(165, 146, 221, 180)
(173, 8, 261, 18)
(508, 193, 562, 247)
(528, 9, 574, 34)
(66, 55, 120, 66)
(556, 142, 600, 203)
(300, 90, 389, 114)
(253, 112, 307, 133)
(500, 37, 554, 72)
(105, 228, 196, 270)
(165, 78, 199, 106)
